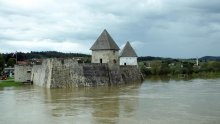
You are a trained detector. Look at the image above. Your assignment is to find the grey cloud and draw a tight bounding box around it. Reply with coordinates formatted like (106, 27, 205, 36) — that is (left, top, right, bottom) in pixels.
(0, 0, 220, 58)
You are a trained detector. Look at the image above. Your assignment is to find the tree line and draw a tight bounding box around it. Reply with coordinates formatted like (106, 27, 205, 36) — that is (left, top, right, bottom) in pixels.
(1, 53, 220, 76)
(139, 60, 220, 77)
(0, 51, 91, 72)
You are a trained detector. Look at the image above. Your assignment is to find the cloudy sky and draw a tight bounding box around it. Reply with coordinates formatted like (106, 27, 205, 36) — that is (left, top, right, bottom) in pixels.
(0, 0, 220, 58)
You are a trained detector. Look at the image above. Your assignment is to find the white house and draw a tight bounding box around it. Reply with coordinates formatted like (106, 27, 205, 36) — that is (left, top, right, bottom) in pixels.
(90, 29, 120, 64)
(120, 41, 138, 66)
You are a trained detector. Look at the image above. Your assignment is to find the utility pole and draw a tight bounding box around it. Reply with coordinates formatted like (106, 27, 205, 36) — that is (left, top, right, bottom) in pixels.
(13, 51, 17, 64)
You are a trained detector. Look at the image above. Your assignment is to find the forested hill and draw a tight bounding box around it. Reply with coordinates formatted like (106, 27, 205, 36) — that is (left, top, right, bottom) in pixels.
(2, 51, 91, 61)
(138, 56, 220, 62)
(138, 56, 174, 62)
(2, 52, 220, 62)
(200, 56, 220, 61)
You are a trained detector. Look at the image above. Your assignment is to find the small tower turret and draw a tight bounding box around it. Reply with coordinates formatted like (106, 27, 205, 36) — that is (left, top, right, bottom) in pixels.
(90, 29, 120, 64)
(119, 41, 138, 66)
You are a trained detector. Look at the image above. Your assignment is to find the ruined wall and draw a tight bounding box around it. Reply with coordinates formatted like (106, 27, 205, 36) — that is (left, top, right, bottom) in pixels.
(108, 64, 125, 85)
(120, 65, 143, 84)
(50, 62, 111, 88)
(30, 58, 143, 88)
(82, 63, 110, 86)
(14, 65, 32, 82)
(31, 59, 53, 88)
(50, 59, 84, 88)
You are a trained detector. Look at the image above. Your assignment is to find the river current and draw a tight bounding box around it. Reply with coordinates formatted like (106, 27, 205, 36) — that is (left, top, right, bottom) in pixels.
(0, 78, 220, 124)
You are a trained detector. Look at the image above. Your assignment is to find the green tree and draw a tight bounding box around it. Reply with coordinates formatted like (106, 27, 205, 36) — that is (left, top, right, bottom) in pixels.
(7, 58, 16, 67)
(0, 54, 4, 72)
(159, 61, 171, 75)
(200, 62, 209, 72)
(138, 62, 152, 76)
(207, 61, 220, 72)
(182, 62, 194, 74)
(150, 61, 161, 75)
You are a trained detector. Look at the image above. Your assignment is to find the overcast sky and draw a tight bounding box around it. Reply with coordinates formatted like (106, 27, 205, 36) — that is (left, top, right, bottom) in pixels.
(0, 0, 220, 58)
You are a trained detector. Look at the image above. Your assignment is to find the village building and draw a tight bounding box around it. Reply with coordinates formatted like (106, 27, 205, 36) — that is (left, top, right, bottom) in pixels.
(90, 29, 120, 64)
(2, 67, 14, 77)
(120, 41, 138, 66)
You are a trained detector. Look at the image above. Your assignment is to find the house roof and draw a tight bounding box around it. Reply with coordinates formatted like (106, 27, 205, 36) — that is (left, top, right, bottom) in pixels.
(120, 41, 138, 57)
(17, 61, 29, 65)
(90, 29, 120, 50)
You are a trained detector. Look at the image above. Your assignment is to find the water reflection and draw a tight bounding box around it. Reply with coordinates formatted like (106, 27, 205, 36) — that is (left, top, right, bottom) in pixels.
(42, 84, 141, 124)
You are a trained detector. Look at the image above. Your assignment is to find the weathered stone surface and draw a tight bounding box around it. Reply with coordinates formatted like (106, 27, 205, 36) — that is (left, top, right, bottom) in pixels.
(50, 58, 82, 88)
(108, 64, 124, 85)
(82, 63, 110, 86)
(15, 58, 143, 88)
(31, 59, 52, 88)
(120, 66, 143, 84)
(14, 65, 32, 82)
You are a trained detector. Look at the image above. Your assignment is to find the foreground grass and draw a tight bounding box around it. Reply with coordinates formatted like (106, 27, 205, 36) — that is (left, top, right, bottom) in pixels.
(0, 79, 23, 88)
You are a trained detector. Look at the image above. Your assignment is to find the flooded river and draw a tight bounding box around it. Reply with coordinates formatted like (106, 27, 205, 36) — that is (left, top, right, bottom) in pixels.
(1, 78, 220, 124)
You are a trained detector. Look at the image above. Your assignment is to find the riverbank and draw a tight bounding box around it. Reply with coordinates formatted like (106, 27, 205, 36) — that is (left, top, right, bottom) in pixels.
(0, 78, 23, 88)
(191, 72, 220, 78)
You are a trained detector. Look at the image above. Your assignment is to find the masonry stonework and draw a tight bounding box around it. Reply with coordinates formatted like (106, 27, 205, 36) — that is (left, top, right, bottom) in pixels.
(15, 58, 143, 88)
(14, 65, 32, 82)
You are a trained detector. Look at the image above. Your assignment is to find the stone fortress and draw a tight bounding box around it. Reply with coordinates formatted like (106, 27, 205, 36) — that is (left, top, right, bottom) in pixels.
(14, 29, 143, 88)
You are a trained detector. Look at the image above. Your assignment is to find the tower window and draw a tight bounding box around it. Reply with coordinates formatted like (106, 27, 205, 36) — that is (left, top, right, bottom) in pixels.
(100, 59, 102, 64)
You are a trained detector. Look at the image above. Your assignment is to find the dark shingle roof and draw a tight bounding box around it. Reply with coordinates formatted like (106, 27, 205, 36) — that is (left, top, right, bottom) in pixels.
(90, 29, 120, 50)
(120, 41, 138, 57)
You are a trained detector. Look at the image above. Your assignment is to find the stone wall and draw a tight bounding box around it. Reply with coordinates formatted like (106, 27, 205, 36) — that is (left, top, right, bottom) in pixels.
(108, 64, 125, 85)
(82, 63, 110, 86)
(22, 58, 143, 88)
(14, 65, 32, 82)
(50, 59, 84, 88)
(120, 65, 143, 84)
(50, 62, 115, 88)
(31, 59, 53, 88)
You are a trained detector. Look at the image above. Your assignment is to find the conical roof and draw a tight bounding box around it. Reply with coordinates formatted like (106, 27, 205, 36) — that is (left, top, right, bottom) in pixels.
(90, 29, 120, 50)
(120, 41, 138, 57)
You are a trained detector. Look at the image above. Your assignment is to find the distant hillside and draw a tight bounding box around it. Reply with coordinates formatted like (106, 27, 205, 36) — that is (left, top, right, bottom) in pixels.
(200, 56, 220, 61)
(2, 51, 91, 62)
(138, 56, 178, 62)
(2, 51, 220, 63)
(138, 56, 220, 62)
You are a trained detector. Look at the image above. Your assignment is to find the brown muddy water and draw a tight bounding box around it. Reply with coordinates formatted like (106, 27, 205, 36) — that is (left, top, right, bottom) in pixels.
(0, 78, 220, 124)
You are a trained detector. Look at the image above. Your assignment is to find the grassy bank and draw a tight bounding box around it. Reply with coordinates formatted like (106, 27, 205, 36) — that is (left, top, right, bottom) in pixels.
(0, 79, 23, 88)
